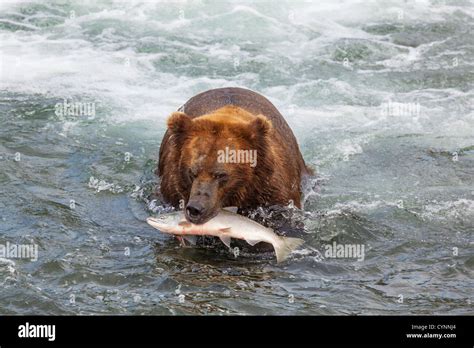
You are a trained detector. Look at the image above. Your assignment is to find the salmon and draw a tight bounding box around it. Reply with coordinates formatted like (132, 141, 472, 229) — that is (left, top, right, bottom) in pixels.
(147, 208, 304, 263)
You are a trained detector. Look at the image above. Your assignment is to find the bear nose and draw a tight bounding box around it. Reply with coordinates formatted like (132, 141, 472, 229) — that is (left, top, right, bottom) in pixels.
(186, 203, 204, 218)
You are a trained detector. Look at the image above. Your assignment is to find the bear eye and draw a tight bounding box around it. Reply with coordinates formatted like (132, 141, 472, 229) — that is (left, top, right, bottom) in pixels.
(213, 172, 228, 181)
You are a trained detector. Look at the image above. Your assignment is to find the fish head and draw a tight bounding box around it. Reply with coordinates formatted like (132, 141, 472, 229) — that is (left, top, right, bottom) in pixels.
(146, 212, 184, 233)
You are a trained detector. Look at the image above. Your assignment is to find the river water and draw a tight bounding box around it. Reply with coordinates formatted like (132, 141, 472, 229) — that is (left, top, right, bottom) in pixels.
(0, 0, 473, 315)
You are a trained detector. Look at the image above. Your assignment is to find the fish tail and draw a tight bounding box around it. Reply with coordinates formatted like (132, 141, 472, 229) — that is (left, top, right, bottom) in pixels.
(274, 236, 304, 263)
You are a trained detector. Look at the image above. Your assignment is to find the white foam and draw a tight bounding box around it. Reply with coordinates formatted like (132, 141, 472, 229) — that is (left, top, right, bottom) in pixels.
(88, 176, 124, 194)
(0, 0, 472, 133)
(0, 257, 16, 275)
(421, 199, 474, 224)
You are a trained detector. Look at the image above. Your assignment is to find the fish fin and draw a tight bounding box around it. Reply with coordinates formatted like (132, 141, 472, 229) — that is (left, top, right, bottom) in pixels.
(219, 227, 232, 233)
(274, 237, 305, 263)
(219, 236, 232, 248)
(244, 239, 261, 246)
(176, 236, 186, 246)
(183, 235, 197, 245)
(223, 206, 238, 213)
(178, 221, 192, 227)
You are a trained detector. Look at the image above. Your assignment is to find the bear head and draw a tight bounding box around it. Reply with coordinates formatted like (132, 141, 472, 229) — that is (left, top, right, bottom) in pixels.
(166, 110, 274, 224)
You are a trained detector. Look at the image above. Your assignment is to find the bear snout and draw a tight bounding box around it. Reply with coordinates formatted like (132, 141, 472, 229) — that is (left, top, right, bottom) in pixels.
(185, 196, 218, 224)
(186, 202, 204, 220)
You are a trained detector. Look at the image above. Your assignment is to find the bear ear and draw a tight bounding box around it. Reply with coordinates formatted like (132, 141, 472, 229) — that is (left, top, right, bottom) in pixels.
(167, 112, 192, 134)
(248, 115, 272, 140)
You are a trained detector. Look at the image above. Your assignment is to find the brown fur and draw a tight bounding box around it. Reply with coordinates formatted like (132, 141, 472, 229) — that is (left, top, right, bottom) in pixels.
(157, 88, 312, 223)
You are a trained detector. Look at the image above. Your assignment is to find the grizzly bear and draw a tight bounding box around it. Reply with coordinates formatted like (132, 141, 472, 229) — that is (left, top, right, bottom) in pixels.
(157, 87, 312, 225)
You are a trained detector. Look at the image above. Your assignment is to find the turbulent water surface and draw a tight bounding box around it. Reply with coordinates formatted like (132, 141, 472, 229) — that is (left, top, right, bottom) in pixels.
(0, 0, 473, 315)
